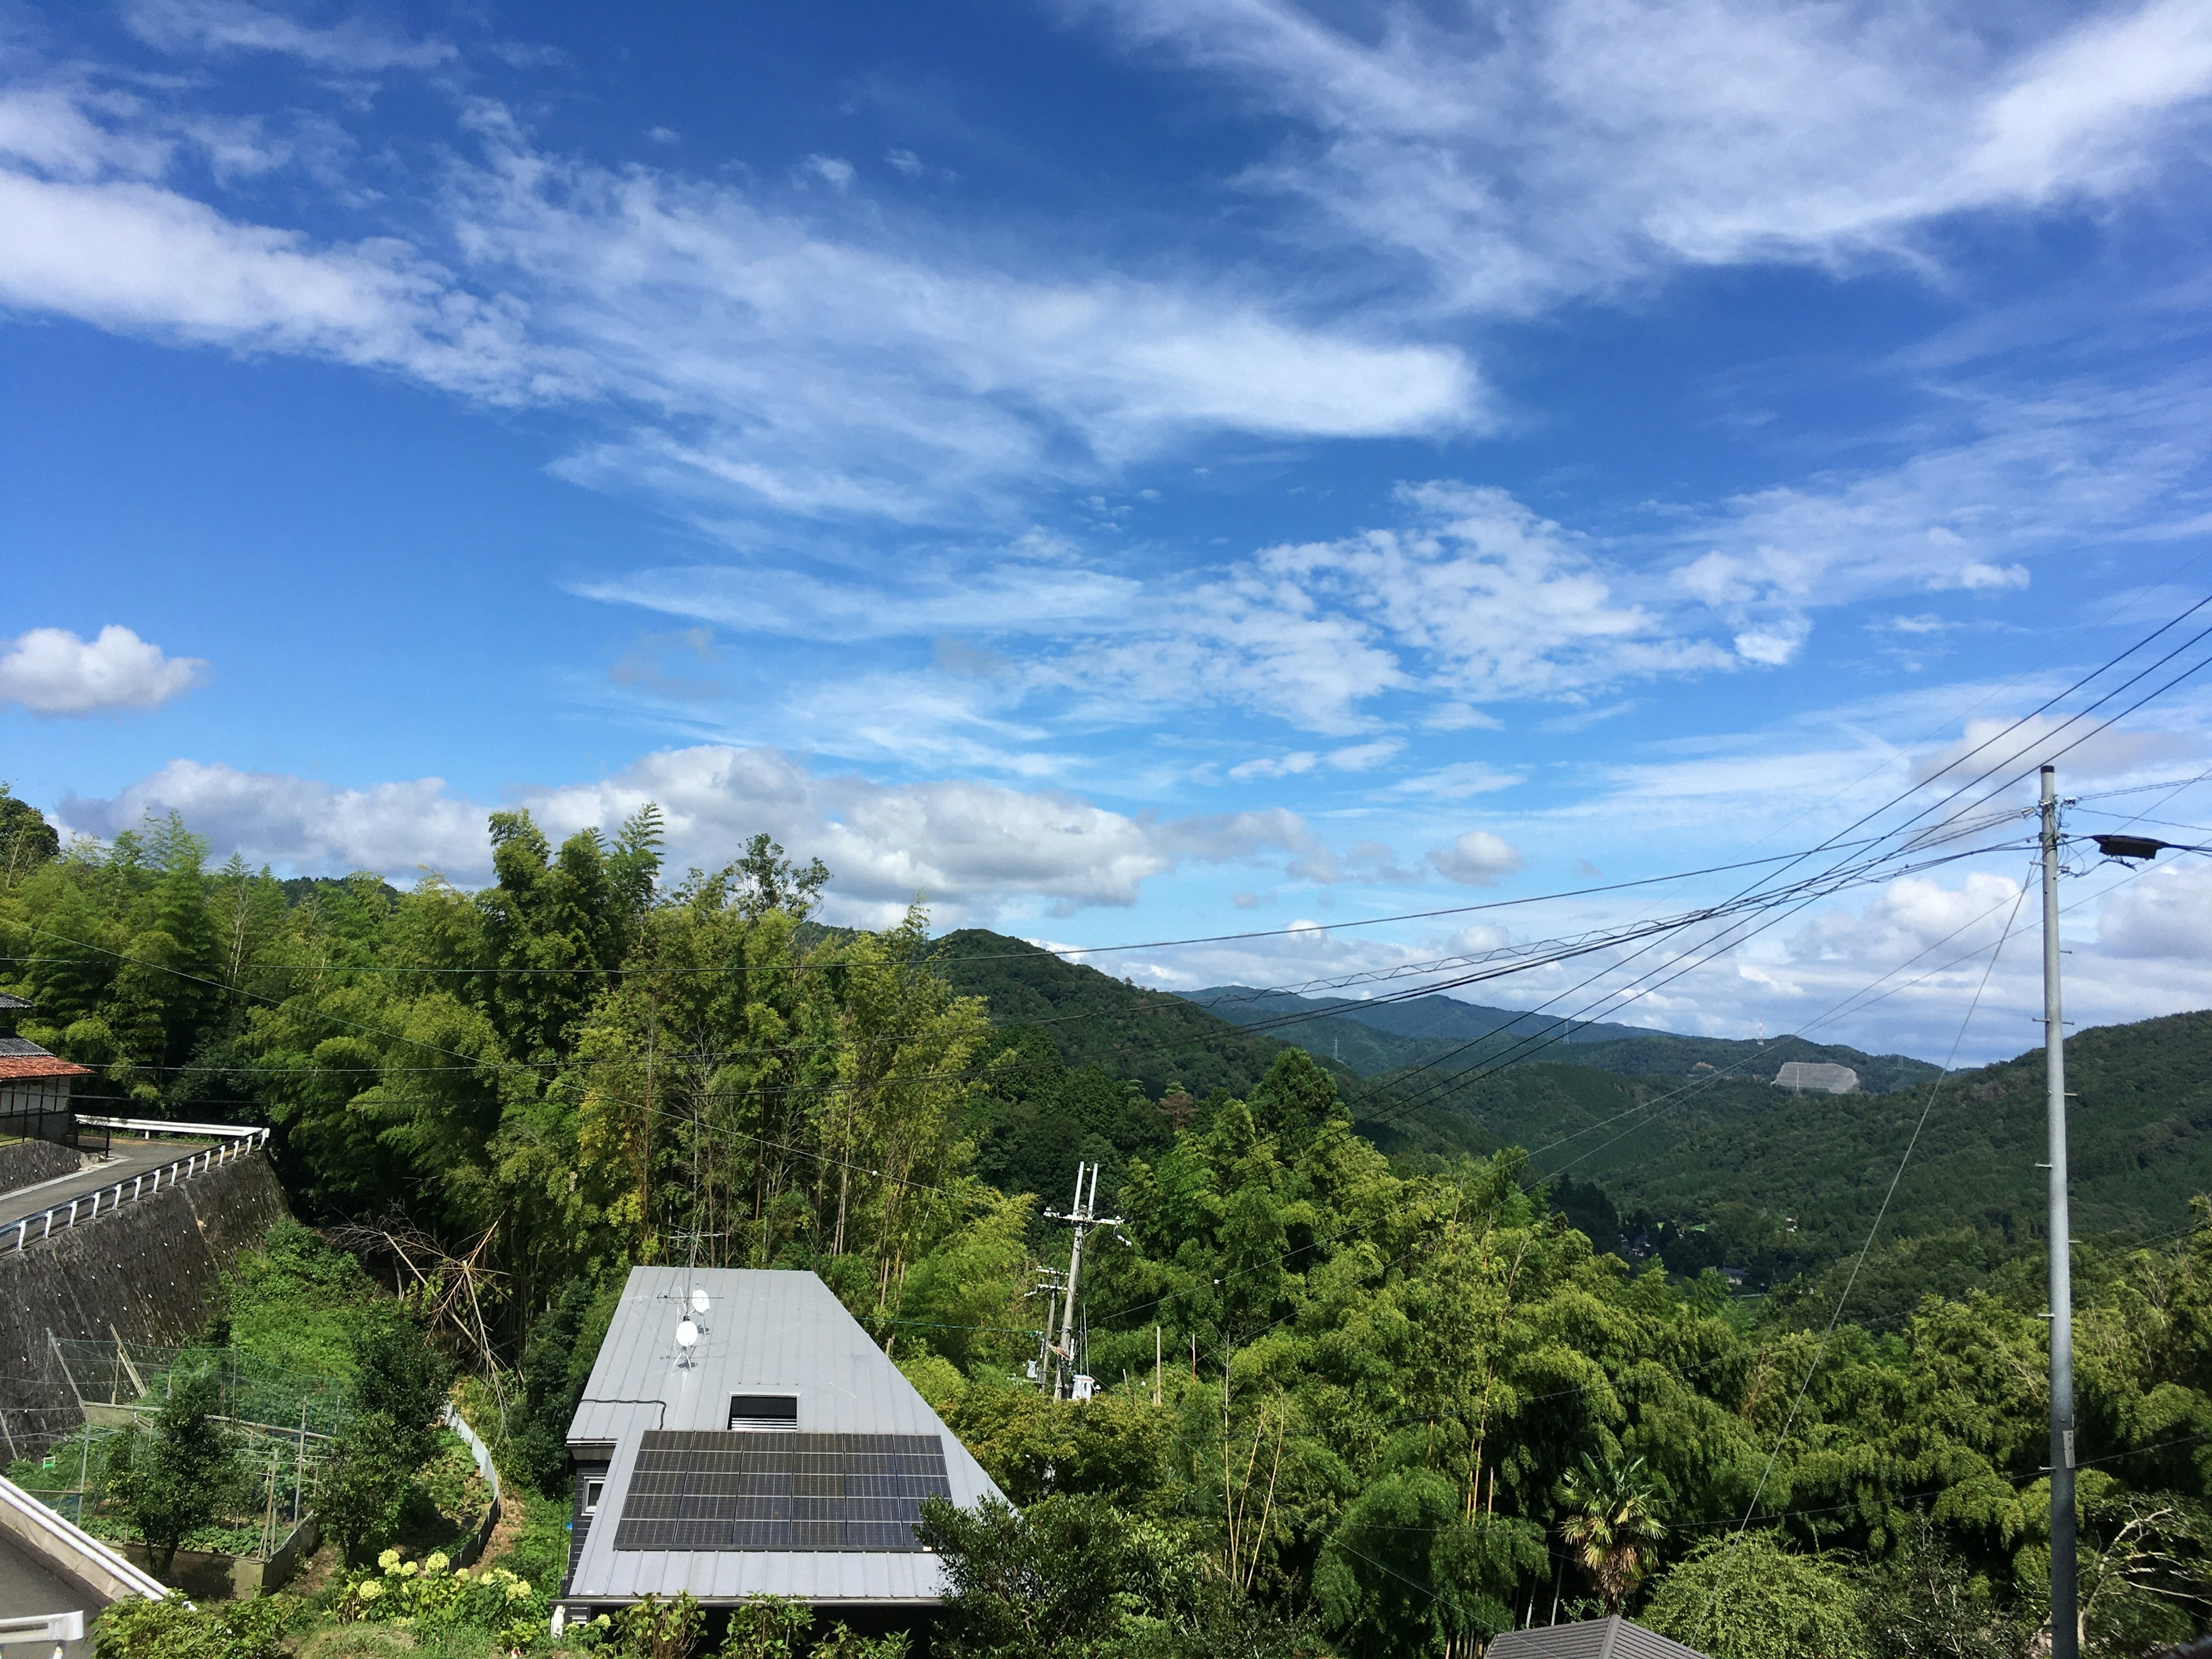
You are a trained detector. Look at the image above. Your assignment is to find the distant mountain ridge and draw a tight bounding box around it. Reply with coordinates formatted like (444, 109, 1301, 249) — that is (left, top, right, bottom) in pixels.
(1184, 984, 1941, 1094)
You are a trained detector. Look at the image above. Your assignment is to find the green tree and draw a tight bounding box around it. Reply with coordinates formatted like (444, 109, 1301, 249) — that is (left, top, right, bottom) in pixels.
(0, 786, 59, 888)
(105, 1368, 244, 1577)
(1642, 1533, 1868, 1659)
(317, 1409, 414, 1565)
(351, 1306, 454, 1470)
(1858, 1514, 2028, 1659)
(918, 1493, 1267, 1658)
(1555, 1454, 1666, 1613)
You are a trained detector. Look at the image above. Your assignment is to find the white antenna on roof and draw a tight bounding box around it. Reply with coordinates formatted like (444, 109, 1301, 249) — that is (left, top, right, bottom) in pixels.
(690, 1286, 711, 1316)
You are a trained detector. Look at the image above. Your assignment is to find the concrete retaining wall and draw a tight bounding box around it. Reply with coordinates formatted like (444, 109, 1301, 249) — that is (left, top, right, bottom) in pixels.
(0, 1139, 79, 1196)
(0, 1154, 291, 1460)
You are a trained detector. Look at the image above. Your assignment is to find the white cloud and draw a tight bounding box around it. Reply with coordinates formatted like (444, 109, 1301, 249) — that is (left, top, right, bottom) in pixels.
(0, 84, 1476, 527)
(2094, 857, 2212, 959)
(54, 747, 1313, 924)
(1326, 738, 1404, 771)
(1393, 762, 1527, 800)
(0, 160, 549, 399)
(0, 626, 207, 716)
(886, 148, 924, 176)
(798, 154, 855, 191)
(1088, 0, 2212, 312)
(1229, 752, 1320, 781)
(1429, 828, 1525, 885)
(58, 760, 483, 873)
(123, 1, 456, 71)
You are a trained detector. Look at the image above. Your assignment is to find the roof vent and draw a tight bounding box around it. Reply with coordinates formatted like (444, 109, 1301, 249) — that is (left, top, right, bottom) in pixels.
(728, 1393, 798, 1430)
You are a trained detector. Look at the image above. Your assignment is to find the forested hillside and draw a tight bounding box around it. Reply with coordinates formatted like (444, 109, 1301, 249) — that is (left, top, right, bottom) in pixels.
(1, 790, 2207, 1657)
(1191, 982, 1941, 1092)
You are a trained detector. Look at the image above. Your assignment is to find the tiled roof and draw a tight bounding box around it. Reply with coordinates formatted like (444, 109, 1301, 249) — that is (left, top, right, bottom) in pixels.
(0, 1055, 90, 1081)
(0, 1036, 89, 1080)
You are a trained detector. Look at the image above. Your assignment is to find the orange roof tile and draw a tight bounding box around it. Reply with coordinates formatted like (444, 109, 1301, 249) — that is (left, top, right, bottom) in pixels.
(0, 1055, 91, 1080)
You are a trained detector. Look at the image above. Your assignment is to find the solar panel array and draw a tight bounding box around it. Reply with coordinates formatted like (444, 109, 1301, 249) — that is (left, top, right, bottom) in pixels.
(611, 1430, 952, 1554)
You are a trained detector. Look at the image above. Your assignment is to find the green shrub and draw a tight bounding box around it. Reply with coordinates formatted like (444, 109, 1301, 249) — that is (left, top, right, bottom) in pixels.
(335, 1548, 546, 1651)
(93, 1592, 294, 1659)
(608, 1593, 702, 1659)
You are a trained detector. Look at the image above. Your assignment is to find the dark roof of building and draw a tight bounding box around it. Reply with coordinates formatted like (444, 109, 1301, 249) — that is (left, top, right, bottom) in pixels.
(562, 1267, 1006, 1607)
(0, 994, 31, 1012)
(1490, 1616, 1710, 1659)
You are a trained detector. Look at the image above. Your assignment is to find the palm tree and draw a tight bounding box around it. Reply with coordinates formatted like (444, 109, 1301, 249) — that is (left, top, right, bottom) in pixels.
(1555, 1454, 1666, 1614)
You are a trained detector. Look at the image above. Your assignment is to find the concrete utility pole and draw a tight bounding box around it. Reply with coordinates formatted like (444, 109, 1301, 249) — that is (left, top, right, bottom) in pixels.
(2040, 763, 2078, 1659)
(1045, 1161, 1123, 1399)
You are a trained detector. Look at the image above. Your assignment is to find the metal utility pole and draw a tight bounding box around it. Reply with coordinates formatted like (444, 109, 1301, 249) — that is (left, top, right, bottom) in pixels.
(2040, 763, 2077, 1659)
(1045, 1161, 1122, 1399)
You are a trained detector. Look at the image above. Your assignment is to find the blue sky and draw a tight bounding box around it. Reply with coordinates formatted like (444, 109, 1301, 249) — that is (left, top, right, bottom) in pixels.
(7, 0, 2212, 1059)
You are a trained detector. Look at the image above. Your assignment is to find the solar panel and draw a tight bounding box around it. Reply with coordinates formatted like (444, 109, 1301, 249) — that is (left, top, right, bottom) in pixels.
(610, 1430, 953, 1554)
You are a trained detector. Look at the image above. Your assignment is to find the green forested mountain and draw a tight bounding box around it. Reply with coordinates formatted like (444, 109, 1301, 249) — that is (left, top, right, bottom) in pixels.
(931, 930, 1330, 1102)
(1187, 982, 1942, 1092)
(1600, 1010, 2212, 1316)
(1, 790, 2207, 1657)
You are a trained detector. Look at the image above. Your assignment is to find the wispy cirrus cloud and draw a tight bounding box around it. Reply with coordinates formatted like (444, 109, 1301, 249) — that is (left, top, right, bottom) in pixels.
(0, 70, 1478, 528)
(122, 0, 458, 72)
(1082, 0, 2212, 311)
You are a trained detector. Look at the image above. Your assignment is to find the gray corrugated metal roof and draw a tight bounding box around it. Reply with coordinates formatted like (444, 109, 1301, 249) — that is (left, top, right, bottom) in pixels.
(0, 1038, 53, 1058)
(562, 1267, 1007, 1607)
(1490, 1616, 1709, 1659)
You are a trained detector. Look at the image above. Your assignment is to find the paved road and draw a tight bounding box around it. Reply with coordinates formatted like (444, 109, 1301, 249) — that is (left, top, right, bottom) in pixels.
(0, 1140, 218, 1234)
(0, 1529, 97, 1659)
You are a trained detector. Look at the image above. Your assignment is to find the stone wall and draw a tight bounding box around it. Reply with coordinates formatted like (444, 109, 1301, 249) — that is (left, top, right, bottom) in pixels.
(0, 1153, 291, 1461)
(0, 1138, 79, 1196)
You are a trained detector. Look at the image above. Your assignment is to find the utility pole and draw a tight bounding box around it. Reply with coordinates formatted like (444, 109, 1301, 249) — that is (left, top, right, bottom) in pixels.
(2041, 763, 2077, 1659)
(1044, 1161, 1123, 1399)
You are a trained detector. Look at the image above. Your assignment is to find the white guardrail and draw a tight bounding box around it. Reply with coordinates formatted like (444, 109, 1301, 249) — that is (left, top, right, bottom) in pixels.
(0, 1469, 168, 1606)
(3, 1121, 271, 1255)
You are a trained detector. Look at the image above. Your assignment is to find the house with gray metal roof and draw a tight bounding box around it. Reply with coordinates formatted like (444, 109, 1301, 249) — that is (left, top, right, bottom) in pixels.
(1490, 1614, 1709, 1659)
(556, 1267, 1005, 1627)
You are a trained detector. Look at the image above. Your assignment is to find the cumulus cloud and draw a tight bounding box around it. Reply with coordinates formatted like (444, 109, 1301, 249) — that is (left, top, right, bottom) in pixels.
(58, 760, 483, 873)
(1429, 829, 1525, 885)
(1088, 0, 2212, 312)
(0, 626, 206, 716)
(53, 747, 1314, 925)
(2094, 857, 2212, 959)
